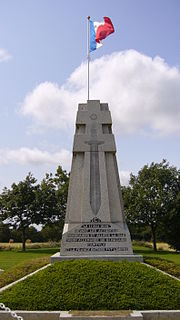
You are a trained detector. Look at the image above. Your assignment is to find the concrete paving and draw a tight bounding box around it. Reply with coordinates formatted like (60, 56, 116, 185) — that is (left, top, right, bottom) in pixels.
(0, 310, 180, 320)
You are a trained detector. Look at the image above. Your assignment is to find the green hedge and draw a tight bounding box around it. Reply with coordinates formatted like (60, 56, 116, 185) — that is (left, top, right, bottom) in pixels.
(0, 257, 49, 288)
(0, 260, 180, 310)
(144, 256, 180, 279)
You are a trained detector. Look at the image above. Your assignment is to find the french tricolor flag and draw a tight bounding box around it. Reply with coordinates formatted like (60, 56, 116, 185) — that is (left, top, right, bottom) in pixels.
(90, 17, 115, 52)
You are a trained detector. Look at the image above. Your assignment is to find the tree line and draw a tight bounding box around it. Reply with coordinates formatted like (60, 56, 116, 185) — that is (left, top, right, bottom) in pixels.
(0, 166, 69, 251)
(0, 160, 179, 252)
(122, 160, 180, 251)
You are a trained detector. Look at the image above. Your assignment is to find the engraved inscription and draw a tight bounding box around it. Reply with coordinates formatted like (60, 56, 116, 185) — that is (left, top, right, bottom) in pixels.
(66, 247, 129, 252)
(65, 223, 129, 253)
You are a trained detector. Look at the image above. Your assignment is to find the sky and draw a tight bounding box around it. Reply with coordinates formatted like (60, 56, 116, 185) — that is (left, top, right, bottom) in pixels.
(0, 0, 180, 190)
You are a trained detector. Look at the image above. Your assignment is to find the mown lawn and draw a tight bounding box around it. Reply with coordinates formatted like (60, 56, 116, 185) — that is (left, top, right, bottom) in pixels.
(0, 260, 179, 310)
(133, 245, 180, 265)
(0, 257, 50, 288)
(0, 247, 59, 271)
(0, 244, 179, 271)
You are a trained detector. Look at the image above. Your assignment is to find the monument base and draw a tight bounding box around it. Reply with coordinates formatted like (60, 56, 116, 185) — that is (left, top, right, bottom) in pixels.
(50, 252, 143, 263)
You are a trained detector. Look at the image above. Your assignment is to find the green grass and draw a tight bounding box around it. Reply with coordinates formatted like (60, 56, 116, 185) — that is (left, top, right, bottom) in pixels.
(144, 257, 180, 279)
(133, 245, 180, 265)
(0, 260, 180, 311)
(0, 257, 49, 288)
(0, 247, 59, 271)
(1, 243, 179, 270)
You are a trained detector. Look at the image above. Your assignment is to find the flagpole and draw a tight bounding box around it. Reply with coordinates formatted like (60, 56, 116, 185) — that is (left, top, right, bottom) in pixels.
(87, 16, 90, 101)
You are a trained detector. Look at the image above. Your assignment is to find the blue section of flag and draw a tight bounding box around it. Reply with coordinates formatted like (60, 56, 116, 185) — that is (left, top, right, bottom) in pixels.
(90, 20, 96, 52)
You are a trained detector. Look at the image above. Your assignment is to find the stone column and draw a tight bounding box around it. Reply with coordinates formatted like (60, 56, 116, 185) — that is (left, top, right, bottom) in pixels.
(51, 100, 143, 262)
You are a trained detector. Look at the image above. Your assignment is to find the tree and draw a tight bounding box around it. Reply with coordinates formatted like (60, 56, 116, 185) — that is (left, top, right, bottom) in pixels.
(37, 166, 69, 222)
(54, 165, 69, 221)
(36, 172, 59, 224)
(10, 228, 22, 242)
(0, 173, 39, 251)
(36, 166, 69, 239)
(123, 160, 180, 251)
(0, 222, 11, 242)
(26, 226, 42, 242)
(40, 221, 64, 242)
(165, 191, 180, 251)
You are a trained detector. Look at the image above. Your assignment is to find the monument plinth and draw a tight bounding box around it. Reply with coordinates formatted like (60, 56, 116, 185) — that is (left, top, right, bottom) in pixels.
(51, 100, 142, 262)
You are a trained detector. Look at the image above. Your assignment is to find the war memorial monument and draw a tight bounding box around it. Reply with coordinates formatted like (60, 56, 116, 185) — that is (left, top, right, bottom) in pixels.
(51, 100, 142, 262)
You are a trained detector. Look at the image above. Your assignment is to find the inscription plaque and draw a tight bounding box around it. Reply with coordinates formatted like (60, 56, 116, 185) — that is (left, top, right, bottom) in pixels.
(60, 222, 133, 256)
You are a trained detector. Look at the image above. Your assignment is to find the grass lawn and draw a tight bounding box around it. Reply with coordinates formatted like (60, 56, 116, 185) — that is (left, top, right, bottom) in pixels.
(0, 260, 180, 310)
(0, 243, 179, 271)
(133, 245, 180, 265)
(0, 257, 50, 288)
(0, 244, 180, 310)
(0, 247, 59, 271)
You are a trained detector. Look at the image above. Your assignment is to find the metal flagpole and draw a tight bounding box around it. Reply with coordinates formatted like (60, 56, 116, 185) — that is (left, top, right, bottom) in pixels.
(87, 16, 90, 101)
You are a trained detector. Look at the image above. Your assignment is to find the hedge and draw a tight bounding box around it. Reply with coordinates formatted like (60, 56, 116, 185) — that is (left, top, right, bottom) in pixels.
(0, 260, 180, 310)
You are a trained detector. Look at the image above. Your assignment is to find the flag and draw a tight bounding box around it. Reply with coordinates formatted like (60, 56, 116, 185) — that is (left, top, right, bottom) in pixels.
(90, 17, 115, 52)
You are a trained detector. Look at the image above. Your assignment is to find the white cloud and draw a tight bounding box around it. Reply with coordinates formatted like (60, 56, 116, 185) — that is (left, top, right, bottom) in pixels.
(21, 82, 75, 131)
(0, 147, 71, 170)
(21, 50, 180, 135)
(0, 48, 12, 62)
(119, 171, 131, 186)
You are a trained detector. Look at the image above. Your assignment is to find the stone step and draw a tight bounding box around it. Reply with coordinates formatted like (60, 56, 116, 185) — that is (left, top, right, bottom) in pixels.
(1, 310, 180, 319)
(0, 310, 143, 319)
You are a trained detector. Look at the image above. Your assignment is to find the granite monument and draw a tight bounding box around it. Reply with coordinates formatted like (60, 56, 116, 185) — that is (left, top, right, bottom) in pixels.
(51, 100, 142, 262)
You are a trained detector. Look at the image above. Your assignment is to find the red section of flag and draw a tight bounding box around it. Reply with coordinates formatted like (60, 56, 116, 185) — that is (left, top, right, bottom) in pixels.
(95, 17, 115, 43)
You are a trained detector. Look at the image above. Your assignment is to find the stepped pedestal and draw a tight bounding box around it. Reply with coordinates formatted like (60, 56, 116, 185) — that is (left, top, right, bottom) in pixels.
(51, 100, 142, 263)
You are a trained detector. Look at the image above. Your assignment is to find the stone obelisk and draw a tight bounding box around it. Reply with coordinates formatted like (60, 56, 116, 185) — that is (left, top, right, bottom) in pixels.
(51, 100, 142, 262)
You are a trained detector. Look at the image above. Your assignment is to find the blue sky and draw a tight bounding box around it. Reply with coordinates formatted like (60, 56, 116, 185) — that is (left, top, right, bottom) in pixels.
(0, 0, 180, 189)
